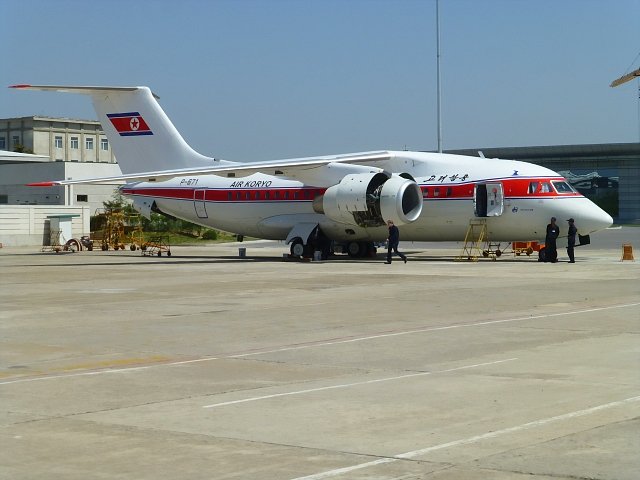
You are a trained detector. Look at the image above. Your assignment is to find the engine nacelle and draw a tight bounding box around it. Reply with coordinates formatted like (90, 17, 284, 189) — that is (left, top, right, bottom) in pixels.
(313, 172, 423, 228)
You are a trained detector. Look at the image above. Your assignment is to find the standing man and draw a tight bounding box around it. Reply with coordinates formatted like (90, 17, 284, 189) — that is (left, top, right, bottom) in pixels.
(385, 219, 407, 264)
(545, 216, 560, 263)
(566, 218, 577, 263)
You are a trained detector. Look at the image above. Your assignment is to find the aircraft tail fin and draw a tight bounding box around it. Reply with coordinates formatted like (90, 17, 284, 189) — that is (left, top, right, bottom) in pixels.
(11, 85, 230, 174)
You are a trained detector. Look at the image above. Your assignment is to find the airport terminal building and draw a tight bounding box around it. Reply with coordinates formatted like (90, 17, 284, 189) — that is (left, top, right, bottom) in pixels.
(0, 117, 122, 245)
(0, 116, 121, 214)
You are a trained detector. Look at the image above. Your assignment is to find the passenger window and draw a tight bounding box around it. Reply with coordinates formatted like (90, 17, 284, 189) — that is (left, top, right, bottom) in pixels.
(245, 192, 250, 200)
(255, 191, 260, 200)
(434, 188, 440, 197)
(528, 182, 539, 194)
(446, 187, 452, 197)
(265, 191, 270, 200)
(227, 192, 232, 201)
(274, 191, 280, 199)
(236, 191, 242, 200)
(284, 191, 290, 200)
(422, 187, 429, 198)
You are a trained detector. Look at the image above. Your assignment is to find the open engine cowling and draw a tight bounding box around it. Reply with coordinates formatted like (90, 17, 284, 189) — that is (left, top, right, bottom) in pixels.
(313, 172, 423, 228)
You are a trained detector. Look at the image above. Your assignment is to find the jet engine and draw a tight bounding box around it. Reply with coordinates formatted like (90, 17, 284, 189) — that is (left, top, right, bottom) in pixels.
(313, 172, 423, 228)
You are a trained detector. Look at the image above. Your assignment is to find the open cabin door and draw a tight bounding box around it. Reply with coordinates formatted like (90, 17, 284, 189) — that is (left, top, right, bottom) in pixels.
(194, 189, 208, 219)
(474, 182, 504, 217)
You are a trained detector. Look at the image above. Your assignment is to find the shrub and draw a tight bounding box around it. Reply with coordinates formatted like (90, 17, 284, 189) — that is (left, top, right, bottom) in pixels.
(201, 229, 218, 240)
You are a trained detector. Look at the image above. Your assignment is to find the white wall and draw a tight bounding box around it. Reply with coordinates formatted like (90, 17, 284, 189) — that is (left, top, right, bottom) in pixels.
(0, 162, 123, 215)
(0, 205, 91, 246)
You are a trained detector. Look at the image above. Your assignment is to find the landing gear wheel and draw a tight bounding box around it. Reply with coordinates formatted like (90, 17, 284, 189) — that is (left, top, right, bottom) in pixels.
(290, 238, 305, 257)
(347, 241, 362, 258)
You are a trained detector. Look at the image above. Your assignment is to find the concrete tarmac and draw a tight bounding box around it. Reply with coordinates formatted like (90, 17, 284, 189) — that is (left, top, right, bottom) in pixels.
(1, 227, 639, 479)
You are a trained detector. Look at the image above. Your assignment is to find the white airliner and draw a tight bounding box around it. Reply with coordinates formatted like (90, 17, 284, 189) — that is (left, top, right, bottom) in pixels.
(13, 84, 613, 258)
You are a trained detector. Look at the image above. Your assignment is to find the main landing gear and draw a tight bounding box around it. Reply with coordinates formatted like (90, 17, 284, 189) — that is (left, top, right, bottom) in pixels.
(289, 238, 314, 258)
(344, 241, 377, 258)
(289, 239, 377, 260)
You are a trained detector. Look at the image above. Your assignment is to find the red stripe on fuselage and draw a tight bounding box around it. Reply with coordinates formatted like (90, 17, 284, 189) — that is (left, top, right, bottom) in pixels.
(121, 186, 327, 202)
(121, 177, 581, 203)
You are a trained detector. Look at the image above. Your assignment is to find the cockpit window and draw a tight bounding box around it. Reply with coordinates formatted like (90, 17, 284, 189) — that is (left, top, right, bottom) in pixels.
(540, 182, 552, 193)
(552, 181, 575, 193)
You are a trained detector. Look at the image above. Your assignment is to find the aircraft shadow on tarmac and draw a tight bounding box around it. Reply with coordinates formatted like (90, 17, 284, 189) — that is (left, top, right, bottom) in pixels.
(14, 250, 542, 267)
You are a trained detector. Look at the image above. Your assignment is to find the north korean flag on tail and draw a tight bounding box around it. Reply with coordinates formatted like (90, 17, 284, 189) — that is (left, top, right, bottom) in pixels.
(107, 112, 153, 136)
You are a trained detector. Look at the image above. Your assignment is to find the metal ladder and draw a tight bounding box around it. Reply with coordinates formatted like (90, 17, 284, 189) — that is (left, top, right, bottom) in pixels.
(456, 219, 487, 262)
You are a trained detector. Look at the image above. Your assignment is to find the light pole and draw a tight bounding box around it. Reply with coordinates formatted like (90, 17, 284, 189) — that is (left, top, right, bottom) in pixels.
(436, 0, 443, 153)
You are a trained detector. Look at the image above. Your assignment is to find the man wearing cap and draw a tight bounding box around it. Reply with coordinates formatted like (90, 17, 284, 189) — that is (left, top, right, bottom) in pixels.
(384, 219, 407, 264)
(566, 218, 577, 263)
(545, 216, 560, 263)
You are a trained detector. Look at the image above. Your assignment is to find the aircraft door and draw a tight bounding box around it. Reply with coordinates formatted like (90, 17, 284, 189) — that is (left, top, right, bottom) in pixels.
(474, 182, 503, 217)
(194, 189, 208, 219)
(474, 184, 487, 217)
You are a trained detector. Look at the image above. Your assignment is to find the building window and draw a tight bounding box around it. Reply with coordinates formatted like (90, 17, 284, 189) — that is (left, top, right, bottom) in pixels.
(85, 138, 94, 150)
(71, 137, 79, 149)
(0, 194, 8, 204)
(100, 138, 109, 150)
(13, 135, 20, 147)
(0, 137, 5, 149)
(76, 194, 88, 202)
(55, 136, 63, 148)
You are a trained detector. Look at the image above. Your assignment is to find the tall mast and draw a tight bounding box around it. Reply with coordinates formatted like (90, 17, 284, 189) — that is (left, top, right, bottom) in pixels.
(436, 0, 443, 153)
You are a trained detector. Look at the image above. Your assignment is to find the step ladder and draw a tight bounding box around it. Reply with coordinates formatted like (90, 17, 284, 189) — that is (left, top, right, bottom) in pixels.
(456, 219, 488, 262)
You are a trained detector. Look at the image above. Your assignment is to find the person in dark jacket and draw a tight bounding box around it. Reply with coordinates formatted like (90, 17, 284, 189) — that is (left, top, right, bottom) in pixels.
(566, 218, 577, 263)
(545, 216, 560, 263)
(385, 220, 407, 264)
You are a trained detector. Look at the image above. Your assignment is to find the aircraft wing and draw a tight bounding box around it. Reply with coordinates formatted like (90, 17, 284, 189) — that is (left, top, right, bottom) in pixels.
(28, 150, 393, 186)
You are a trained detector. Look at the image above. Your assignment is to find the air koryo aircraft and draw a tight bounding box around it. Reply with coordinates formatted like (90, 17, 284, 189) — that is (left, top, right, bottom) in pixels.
(13, 84, 613, 258)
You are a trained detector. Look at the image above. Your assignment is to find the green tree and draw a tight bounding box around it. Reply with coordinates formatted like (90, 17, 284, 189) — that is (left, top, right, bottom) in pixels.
(13, 144, 34, 154)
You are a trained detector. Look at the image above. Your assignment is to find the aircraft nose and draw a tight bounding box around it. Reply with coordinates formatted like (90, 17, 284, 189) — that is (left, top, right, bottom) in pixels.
(579, 202, 613, 234)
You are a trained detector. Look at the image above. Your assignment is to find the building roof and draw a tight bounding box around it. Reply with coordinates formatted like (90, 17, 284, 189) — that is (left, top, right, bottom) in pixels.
(4, 115, 102, 125)
(443, 143, 640, 160)
(0, 150, 50, 164)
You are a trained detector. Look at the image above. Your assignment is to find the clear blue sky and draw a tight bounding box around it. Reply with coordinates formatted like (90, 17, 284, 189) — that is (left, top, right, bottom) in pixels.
(2, 0, 639, 161)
